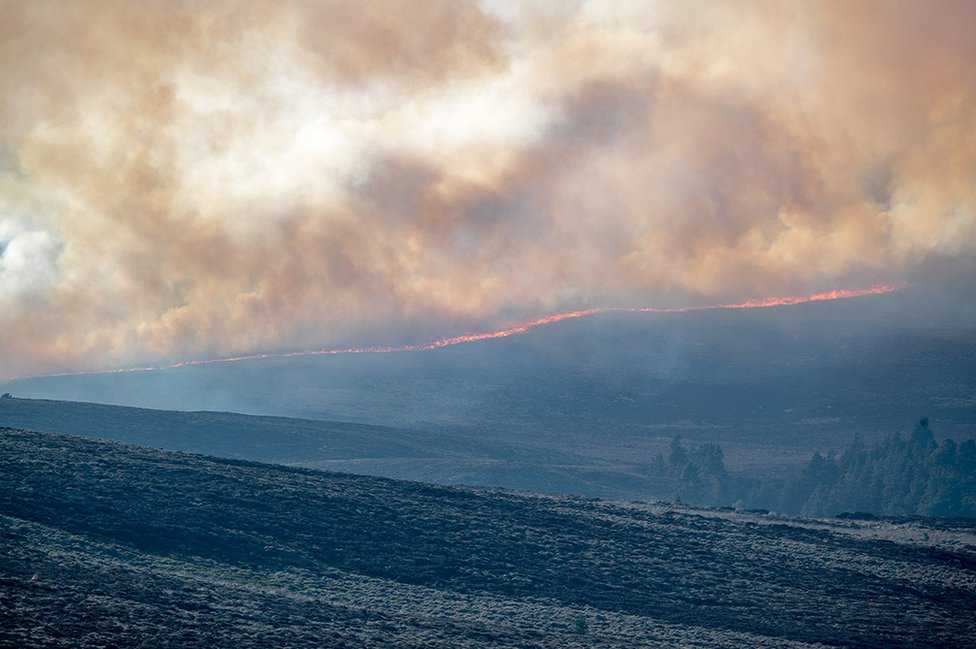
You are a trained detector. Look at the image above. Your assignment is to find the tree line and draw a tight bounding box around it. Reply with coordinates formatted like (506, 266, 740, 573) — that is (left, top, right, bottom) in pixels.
(649, 419, 976, 519)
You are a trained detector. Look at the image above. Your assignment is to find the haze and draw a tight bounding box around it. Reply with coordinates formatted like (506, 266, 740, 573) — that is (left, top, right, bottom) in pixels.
(3, 6, 976, 644)
(2, 0, 975, 379)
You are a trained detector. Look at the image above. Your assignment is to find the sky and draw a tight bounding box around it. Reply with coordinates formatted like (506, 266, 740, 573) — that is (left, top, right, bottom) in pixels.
(1, 0, 975, 377)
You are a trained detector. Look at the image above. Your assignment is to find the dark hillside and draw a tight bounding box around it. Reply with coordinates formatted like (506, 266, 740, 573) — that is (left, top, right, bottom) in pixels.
(2, 428, 975, 647)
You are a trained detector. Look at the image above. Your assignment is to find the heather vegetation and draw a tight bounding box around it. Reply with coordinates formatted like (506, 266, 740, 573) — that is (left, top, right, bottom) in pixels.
(2, 428, 975, 648)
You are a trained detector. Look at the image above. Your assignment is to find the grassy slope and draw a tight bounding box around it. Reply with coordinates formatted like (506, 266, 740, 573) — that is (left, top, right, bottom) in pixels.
(2, 428, 975, 647)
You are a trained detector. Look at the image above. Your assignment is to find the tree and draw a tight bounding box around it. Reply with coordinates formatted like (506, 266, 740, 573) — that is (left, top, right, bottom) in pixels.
(668, 436, 688, 471)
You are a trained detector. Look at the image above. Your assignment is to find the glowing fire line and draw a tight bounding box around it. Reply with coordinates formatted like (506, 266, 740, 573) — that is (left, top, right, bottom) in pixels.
(8, 283, 906, 381)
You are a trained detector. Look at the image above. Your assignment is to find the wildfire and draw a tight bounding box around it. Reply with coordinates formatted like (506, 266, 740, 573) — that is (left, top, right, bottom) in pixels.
(11, 283, 906, 380)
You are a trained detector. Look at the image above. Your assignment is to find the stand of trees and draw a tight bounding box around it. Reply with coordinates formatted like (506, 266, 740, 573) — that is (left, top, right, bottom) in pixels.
(648, 437, 744, 506)
(774, 419, 976, 518)
(650, 419, 976, 519)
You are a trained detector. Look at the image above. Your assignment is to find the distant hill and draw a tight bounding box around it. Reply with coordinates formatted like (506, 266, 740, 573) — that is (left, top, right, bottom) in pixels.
(0, 397, 675, 501)
(0, 396, 551, 464)
(7, 286, 976, 471)
(2, 427, 975, 647)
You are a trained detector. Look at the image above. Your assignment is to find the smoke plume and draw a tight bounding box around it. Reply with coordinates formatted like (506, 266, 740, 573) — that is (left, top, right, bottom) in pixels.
(1, 0, 974, 374)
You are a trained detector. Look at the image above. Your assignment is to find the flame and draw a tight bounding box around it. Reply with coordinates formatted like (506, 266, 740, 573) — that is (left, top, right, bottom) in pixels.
(9, 283, 907, 380)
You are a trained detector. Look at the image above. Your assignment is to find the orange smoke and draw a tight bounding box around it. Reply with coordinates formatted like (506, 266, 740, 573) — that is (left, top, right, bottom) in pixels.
(10, 283, 906, 381)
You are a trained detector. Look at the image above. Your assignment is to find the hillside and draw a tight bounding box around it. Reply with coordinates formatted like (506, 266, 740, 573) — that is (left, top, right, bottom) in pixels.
(0, 396, 565, 464)
(2, 428, 975, 647)
(0, 397, 676, 500)
(9, 288, 976, 476)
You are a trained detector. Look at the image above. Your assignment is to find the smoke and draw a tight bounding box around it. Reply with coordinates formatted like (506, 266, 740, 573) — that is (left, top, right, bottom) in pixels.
(1, 0, 974, 375)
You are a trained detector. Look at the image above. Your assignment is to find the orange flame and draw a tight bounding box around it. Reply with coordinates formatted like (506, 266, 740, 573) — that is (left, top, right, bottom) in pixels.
(9, 283, 907, 380)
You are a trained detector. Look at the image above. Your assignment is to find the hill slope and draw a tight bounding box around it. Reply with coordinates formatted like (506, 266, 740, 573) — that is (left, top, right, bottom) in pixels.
(0, 397, 675, 500)
(0, 396, 560, 464)
(2, 428, 975, 647)
(9, 288, 976, 475)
